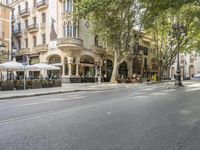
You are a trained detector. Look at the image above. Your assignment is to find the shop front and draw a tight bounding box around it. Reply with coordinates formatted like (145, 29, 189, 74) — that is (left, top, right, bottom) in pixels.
(79, 55, 95, 82)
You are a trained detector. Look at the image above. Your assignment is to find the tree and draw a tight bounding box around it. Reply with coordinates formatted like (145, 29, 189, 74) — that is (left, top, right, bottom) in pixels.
(147, 1, 200, 80)
(76, 0, 148, 83)
(76, 0, 200, 82)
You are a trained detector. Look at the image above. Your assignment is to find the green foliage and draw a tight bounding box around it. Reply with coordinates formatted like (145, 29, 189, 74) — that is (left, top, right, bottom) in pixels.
(76, 0, 145, 57)
(76, 0, 200, 81)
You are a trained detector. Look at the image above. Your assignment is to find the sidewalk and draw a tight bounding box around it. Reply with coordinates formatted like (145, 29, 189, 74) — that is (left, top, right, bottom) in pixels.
(0, 83, 140, 100)
(0, 80, 178, 100)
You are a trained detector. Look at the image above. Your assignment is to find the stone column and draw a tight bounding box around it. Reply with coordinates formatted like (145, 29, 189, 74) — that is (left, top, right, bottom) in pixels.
(75, 64, 79, 76)
(62, 63, 65, 76)
(99, 60, 103, 76)
(75, 57, 80, 76)
(68, 57, 73, 76)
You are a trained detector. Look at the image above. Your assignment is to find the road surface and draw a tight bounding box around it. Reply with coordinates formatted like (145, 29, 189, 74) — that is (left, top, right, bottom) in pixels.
(0, 81, 200, 150)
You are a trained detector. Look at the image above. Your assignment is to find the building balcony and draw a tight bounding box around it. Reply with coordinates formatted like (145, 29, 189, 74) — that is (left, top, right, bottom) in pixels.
(19, 48, 30, 55)
(20, 9, 30, 18)
(57, 37, 83, 51)
(36, 0, 48, 11)
(34, 44, 48, 53)
(27, 24, 39, 33)
(12, 30, 22, 38)
(91, 45, 106, 54)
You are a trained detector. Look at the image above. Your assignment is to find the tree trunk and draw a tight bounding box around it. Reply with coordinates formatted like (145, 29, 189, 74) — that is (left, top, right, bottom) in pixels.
(110, 50, 118, 83)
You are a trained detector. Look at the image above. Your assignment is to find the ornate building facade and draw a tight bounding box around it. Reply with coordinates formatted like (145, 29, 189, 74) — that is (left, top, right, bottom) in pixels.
(6, 0, 158, 82)
(170, 52, 200, 80)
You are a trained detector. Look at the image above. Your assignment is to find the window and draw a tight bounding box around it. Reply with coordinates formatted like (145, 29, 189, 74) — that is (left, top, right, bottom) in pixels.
(25, 1, 28, 10)
(25, 19, 28, 29)
(144, 58, 148, 69)
(18, 23, 21, 32)
(49, 55, 61, 64)
(18, 5, 21, 14)
(143, 47, 148, 55)
(33, 36, 37, 47)
(33, 0, 37, 8)
(73, 22, 77, 37)
(63, 22, 78, 38)
(25, 38, 28, 48)
(42, 13, 46, 23)
(18, 40, 21, 50)
(80, 56, 94, 64)
(42, 34, 46, 44)
(33, 17, 37, 25)
(64, 0, 73, 12)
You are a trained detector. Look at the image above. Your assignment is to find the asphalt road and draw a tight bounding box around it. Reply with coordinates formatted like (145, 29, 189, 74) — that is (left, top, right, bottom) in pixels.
(0, 81, 200, 150)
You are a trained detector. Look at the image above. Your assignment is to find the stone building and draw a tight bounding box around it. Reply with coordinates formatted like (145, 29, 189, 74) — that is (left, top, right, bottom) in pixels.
(170, 52, 200, 80)
(6, 0, 158, 82)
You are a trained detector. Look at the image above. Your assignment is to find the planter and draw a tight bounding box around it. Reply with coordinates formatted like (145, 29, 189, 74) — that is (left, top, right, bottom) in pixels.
(1, 80, 14, 91)
(31, 79, 42, 89)
(42, 80, 53, 88)
(14, 80, 24, 90)
(53, 79, 62, 87)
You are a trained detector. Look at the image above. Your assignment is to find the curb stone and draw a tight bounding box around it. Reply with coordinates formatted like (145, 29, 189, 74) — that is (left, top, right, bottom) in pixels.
(0, 86, 127, 100)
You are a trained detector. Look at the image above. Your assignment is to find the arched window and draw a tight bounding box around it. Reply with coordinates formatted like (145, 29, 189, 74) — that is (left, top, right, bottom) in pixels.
(49, 55, 61, 64)
(118, 61, 128, 77)
(189, 65, 195, 78)
(73, 22, 77, 37)
(80, 55, 94, 64)
(63, 21, 78, 38)
(64, 0, 73, 13)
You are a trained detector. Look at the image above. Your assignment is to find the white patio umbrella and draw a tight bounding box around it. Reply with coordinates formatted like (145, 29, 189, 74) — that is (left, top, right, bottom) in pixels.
(28, 63, 60, 70)
(26, 63, 60, 80)
(0, 61, 23, 71)
(0, 61, 36, 90)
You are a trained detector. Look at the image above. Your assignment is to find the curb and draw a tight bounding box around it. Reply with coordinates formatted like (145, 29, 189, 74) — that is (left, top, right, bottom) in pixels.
(0, 86, 128, 100)
(0, 81, 168, 100)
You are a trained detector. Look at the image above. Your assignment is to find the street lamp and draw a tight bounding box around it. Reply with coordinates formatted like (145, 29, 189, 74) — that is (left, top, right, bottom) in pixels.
(11, 46, 17, 61)
(172, 22, 187, 86)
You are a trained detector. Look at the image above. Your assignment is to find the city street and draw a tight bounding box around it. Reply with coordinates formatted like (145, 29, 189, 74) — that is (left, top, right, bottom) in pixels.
(0, 81, 200, 150)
